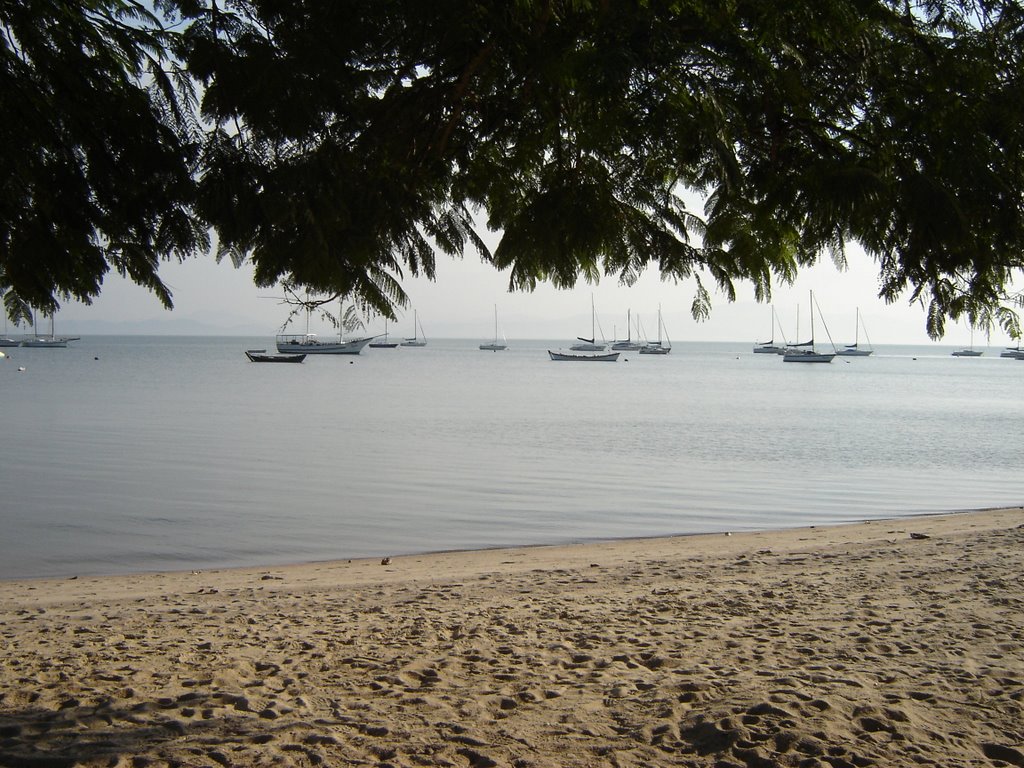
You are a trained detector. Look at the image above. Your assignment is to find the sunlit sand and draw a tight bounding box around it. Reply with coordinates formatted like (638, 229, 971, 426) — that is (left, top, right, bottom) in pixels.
(1, 507, 1022, 766)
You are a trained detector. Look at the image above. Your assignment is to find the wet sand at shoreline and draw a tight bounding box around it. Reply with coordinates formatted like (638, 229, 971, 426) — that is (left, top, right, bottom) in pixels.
(2, 508, 1023, 767)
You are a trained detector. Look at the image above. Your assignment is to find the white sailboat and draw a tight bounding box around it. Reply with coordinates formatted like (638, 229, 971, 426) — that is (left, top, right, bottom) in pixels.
(753, 305, 787, 354)
(836, 307, 873, 356)
(611, 309, 642, 350)
(400, 309, 427, 347)
(783, 291, 835, 363)
(570, 295, 607, 351)
(276, 299, 374, 354)
(21, 310, 77, 347)
(479, 305, 507, 351)
(951, 325, 982, 356)
(639, 305, 671, 354)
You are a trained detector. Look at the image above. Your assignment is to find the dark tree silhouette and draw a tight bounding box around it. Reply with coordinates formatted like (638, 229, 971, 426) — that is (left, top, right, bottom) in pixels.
(3, 0, 1023, 336)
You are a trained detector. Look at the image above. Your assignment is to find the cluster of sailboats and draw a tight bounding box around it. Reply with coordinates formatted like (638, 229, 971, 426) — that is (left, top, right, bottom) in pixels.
(246, 303, 430, 361)
(548, 300, 672, 361)
(755, 293, 872, 363)
(267, 307, 429, 360)
(252, 293, 1007, 364)
(0, 312, 79, 348)
(257, 298, 672, 363)
(757, 294, 1024, 361)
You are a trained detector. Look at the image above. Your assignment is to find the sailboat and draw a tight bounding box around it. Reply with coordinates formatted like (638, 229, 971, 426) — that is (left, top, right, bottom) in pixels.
(783, 291, 835, 363)
(999, 341, 1024, 359)
(400, 309, 427, 347)
(369, 317, 399, 348)
(479, 305, 507, 351)
(570, 295, 607, 351)
(639, 305, 671, 354)
(836, 307, 874, 356)
(951, 326, 983, 357)
(753, 305, 787, 354)
(611, 309, 642, 350)
(0, 308, 20, 347)
(275, 299, 374, 354)
(21, 310, 77, 347)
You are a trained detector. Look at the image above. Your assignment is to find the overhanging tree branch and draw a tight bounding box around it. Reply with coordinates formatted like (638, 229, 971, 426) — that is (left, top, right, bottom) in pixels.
(2, 0, 1023, 338)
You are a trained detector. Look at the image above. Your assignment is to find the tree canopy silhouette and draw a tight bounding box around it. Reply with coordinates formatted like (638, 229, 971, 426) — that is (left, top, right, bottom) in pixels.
(3, 0, 1023, 336)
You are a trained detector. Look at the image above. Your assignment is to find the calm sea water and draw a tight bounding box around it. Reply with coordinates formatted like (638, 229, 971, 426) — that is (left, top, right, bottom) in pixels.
(1, 336, 1021, 579)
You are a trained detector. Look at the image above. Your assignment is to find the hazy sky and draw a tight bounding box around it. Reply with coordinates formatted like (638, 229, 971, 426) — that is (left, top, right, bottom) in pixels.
(49, 242, 1004, 347)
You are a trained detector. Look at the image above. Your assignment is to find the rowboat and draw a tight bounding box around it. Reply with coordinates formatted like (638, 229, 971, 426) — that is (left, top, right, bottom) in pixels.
(548, 350, 620, 362)
(245, 349, 306, 363)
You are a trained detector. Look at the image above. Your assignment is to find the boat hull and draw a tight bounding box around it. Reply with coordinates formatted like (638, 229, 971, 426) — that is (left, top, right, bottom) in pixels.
(276, 336, 373, 355)
(548, 350, 620, 361)
(246, 350, 305, 363)
(479, 343, 507, 351)
(951, 349, 983, 357)
(783, 350, 835, 363)
(22, 338, 68, 348)
(639, 345, 670, 355)
(837, 348, 872, 357)
(753, 345, 784, 354)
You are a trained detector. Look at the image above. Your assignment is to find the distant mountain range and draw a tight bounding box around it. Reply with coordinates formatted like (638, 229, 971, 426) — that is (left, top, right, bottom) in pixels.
(41, 316, 268, 337)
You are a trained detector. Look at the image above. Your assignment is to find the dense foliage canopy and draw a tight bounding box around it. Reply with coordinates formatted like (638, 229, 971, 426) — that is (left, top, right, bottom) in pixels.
(2, 0, 1023, 336)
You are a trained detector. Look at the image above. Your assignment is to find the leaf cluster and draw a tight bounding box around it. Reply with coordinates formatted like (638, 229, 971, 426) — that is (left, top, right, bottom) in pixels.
(1, 0, 207, 323)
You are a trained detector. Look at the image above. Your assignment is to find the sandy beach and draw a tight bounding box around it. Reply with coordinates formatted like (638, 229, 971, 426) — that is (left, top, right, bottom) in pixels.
(2, 508, 1022, 767)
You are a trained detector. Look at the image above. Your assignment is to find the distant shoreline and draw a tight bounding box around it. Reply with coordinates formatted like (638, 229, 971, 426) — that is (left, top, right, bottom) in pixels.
(2, 332, 999, 347)
(3, 505, 1018, 587)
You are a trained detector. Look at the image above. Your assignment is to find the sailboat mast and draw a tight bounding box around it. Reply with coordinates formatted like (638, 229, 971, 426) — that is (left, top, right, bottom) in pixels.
(809, 291, 815, 348)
